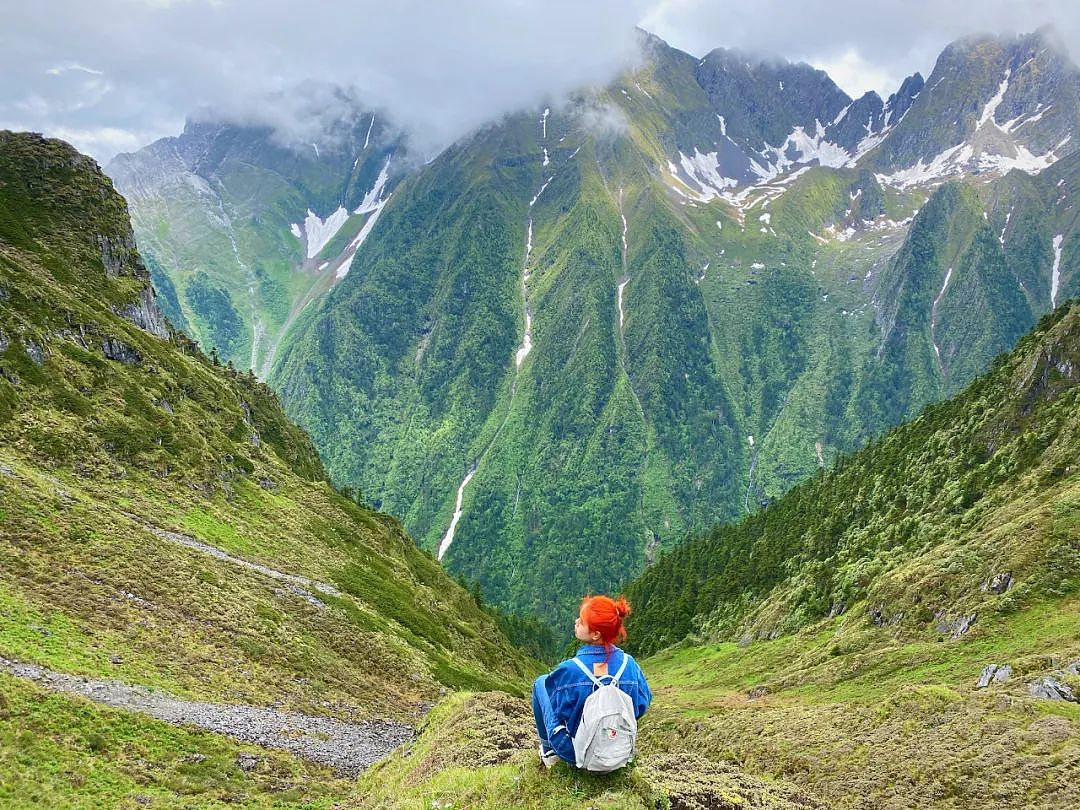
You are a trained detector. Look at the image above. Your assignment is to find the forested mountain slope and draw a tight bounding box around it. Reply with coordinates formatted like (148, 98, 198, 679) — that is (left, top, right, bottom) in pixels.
(626, 301, 1080, 654)
(269, 31, 1080, 625)
(115, 29, 1080, 627)
(108, 112, 407, 376)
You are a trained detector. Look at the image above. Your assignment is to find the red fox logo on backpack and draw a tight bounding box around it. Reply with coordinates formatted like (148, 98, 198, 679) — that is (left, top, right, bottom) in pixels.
(608, 729, 618, 738)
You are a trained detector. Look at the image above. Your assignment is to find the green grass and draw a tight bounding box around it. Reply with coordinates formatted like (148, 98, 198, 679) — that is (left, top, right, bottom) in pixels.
(0, 674, 351, 809)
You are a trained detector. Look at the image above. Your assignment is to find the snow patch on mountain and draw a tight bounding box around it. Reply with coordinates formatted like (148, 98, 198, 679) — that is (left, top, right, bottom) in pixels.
(336, 200, 390, 280)
(669, 150, 739, 201)
(292, 207, 349, 259)
(356, 155, 392, 214)
(977, 69, 1011, 129)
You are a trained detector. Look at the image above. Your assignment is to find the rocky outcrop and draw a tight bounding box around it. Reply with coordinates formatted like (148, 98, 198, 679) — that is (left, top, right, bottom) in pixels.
(1028, 676, 1077, 701)
(101, 338, 141, 365)
(115, 285, 169, 340)
(935, 611, 977, 639)
(976, 664, 1012, 688)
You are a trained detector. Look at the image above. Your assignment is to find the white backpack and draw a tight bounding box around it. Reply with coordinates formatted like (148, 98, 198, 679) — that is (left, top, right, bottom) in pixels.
(569, 654, 637, 772)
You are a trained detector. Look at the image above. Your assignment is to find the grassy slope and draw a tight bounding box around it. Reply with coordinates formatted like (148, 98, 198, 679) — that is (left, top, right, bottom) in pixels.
(626, 302, 1080, 654)
(353, 304, 1080, 809)
(0, 132, 538, 798)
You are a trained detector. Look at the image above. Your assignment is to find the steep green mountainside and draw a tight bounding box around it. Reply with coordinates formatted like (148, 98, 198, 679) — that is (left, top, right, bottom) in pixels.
(610, 303, 1080, 808)
(107, 113, 406, 375)
(626, 302, 1080, 654)
(0, 131, 534, 741)
(268, 31, 1079, 627)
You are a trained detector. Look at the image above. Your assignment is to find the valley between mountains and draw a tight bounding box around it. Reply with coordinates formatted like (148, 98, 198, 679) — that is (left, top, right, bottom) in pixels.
(1, 22, 1079, 810)
(111, 28, 1080, 628)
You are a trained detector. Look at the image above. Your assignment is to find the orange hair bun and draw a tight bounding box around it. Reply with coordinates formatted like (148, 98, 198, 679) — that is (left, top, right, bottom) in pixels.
(580, 594, 632, 651)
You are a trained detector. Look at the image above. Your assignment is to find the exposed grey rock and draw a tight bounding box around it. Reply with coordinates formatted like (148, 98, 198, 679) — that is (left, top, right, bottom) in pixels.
(235, 753, 260, 772)
(158, 399, 173, 413)
(0, 328, 8, 353)
(935, 611, 977, 639)
(976, 664, 1012, 688)
(0, 284, 8, 299)
(0, 657, 413, 776)
(115, 286, 169, 340)
(0, 464, 13, 477)
(258, 477, 276, 491)
(1065, 660, 1080, 676)
(983, 573, 1013, 594)
(98, 232, 139, 278)
(24, 340, 45, 365)
(1028, 677, 1077, 702)
(102, 338, 141, 365)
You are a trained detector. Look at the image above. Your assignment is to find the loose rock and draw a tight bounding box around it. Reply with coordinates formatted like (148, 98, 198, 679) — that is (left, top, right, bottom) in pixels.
(976, 664, 1012, 689)
(1, 656, 414, 776)
(1028, 677, 1077, 702)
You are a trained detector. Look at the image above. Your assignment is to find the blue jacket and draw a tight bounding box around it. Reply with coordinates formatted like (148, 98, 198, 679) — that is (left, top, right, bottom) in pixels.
(534, 644, 651, 763)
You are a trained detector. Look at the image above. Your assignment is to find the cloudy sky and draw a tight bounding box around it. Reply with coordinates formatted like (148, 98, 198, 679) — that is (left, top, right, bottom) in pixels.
(3, 0, 1078, 163)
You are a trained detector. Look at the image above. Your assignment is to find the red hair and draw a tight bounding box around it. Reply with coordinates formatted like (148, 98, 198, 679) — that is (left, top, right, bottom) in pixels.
(580, 594, 631, 658)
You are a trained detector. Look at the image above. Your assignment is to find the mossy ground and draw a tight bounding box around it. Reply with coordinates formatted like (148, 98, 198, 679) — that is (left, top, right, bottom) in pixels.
(0, 673, 353, 809)
(641, 600, 1080, 809)
(350, 692, 822, 810)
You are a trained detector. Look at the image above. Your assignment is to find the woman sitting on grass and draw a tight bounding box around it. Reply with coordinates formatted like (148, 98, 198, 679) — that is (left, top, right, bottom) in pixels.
(532, 594, 652, 771)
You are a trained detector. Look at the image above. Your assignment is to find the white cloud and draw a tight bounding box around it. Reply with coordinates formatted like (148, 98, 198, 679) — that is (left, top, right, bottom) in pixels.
(0, 0, 650, 161)
(2, 0, 1077, 162)
(809, 48, 899, 100)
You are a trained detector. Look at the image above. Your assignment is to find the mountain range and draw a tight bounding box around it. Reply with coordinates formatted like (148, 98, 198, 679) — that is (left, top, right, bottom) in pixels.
(3, 79, 1080, 807)
(109, 27, 1080, 626)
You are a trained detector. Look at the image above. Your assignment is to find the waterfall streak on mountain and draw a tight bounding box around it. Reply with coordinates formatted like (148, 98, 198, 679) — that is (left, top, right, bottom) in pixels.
(617, 187, 629, 332)
(1052, 234, 1064, 308)
(516, 219, 534, 369)
(437, 130, 553, 561)
(438, 465, 478, 559)
(363, 114, 375, 150)
(931, 266, 954, 372)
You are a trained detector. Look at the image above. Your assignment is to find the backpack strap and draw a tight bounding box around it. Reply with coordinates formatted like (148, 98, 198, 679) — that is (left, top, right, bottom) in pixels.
(572, 653, 631, 687)
(571, 657, 603, 687)
(612, 652, 630, 683)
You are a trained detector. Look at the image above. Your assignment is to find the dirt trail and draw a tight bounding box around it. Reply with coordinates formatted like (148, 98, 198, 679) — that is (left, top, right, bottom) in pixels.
(1, 657, 413, 776)
(126, 514, 340, 610)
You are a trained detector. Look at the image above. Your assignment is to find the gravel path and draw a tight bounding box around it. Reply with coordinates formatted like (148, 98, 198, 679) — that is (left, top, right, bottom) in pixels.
(125, 513, 341, 610)
(2, 658, 413, 776)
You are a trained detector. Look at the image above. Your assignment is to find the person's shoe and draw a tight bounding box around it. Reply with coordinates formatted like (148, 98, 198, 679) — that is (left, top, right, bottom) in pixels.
(538, 744, 559, 768)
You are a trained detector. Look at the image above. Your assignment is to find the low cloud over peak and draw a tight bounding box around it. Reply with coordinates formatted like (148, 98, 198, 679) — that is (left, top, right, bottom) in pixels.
(2, 0, 648, 161)
(3, 1, 1078, 162)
